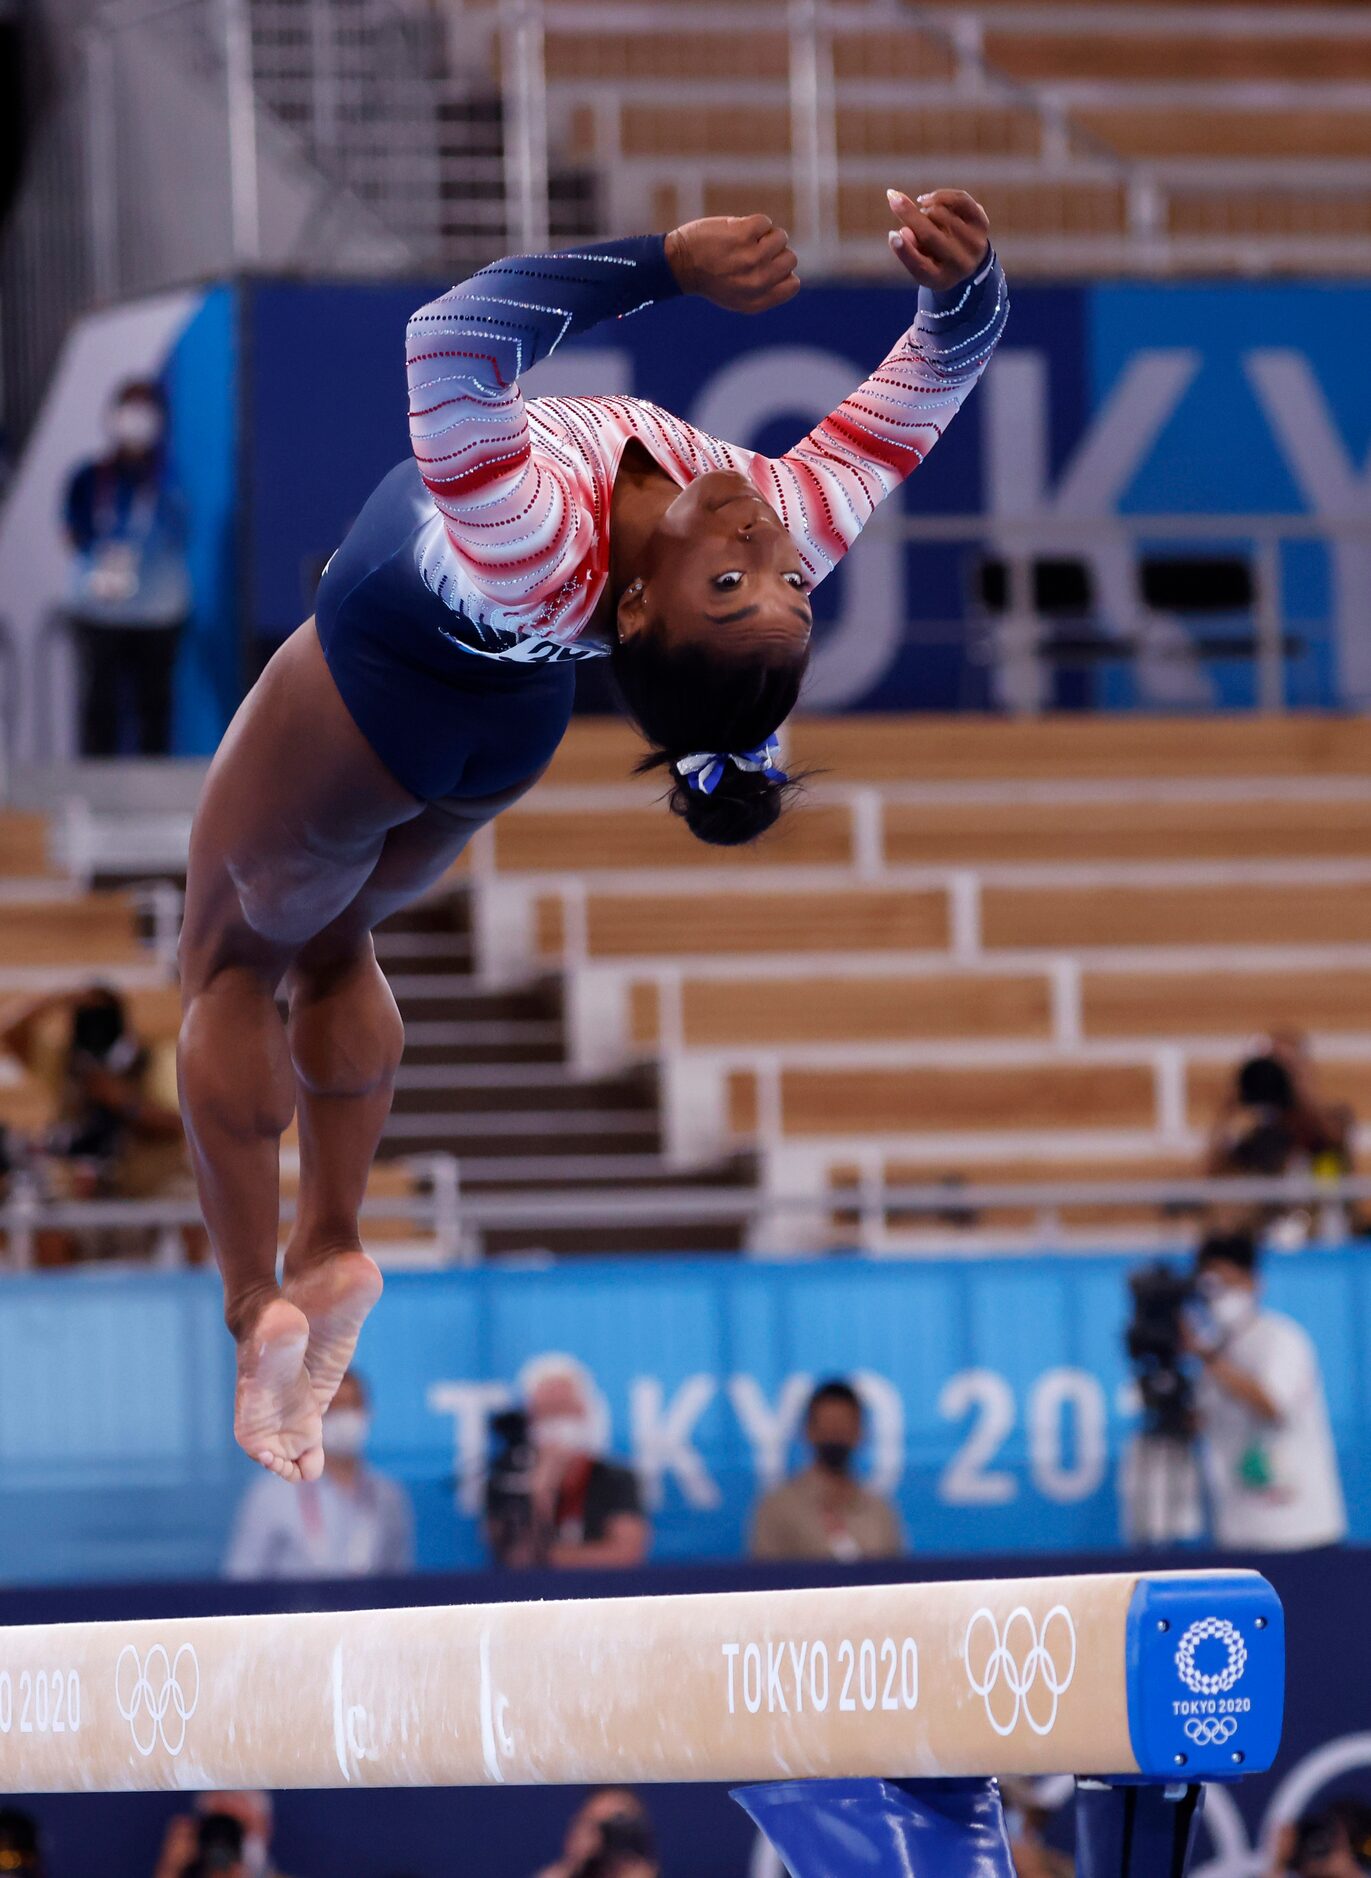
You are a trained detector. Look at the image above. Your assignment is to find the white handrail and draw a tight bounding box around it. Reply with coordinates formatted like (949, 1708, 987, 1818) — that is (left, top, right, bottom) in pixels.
(3, 1170, 1366, 1268)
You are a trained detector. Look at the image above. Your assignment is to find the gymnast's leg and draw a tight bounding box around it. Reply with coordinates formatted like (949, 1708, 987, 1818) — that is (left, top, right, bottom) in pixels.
(279, 796, 507, 1410)
(178, 620, 425, 1479)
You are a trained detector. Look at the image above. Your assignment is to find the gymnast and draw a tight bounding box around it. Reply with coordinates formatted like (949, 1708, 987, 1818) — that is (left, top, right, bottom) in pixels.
(177, 188, 1009, 1481)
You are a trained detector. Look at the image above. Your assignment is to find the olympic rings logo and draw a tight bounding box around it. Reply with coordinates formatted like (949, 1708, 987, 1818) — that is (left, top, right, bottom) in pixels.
(1176, 1619, 1248, 1697)
(114, 1644, 199, 1757)
(1185, 1716, 1240, 1747)
(963, 1605, 1077, 1738)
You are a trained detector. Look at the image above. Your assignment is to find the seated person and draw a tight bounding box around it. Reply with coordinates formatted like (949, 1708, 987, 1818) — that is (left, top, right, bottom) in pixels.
(224, 1369, 413, 1579)
(749, 1378, 905, 1562)
(487, 1355, 649, 1569)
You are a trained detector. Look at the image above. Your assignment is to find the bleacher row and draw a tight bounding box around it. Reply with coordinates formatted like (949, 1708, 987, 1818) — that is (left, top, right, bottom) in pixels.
(493, 0, 1371, 272)
(2, 715, 1368, 1258)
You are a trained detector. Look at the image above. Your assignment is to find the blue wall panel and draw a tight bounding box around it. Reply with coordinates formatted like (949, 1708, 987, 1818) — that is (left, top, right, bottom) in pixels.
(0, 1250, 1363, 1586)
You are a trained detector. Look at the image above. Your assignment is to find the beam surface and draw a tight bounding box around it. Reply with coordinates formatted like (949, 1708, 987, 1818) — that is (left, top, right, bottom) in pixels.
(0, 1570, 1282, 1792)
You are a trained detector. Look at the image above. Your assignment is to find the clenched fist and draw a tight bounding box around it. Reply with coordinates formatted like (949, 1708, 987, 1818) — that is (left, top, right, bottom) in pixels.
(665, 213, 801, 313)
(886, 187, 991, 292)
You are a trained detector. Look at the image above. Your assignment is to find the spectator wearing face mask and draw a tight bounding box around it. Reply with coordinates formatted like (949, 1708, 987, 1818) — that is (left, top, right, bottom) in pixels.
(224, 1369, 414, 1579)
(63, 377, 191, 756)
(1187, 1231, 1347, 1552)
(153, 1792, 290, 1878)
(490, 1355, 650, 1569)
(749, 1379, 905, 1563)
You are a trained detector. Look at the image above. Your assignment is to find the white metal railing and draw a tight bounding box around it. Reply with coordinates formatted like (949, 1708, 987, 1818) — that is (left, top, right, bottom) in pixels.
(1, 1170, 1366, 1267)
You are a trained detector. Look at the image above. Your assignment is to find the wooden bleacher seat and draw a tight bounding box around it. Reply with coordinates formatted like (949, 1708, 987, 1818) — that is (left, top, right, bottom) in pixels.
(0, 896, 144, 968)
(981, 881, 1371, 951)
(1082, 968, 1371, 1040)
(630, 970, 1053, 1047)
(829, 1151, 1202, 1228)
(537, 885, 950, 960)
(541, 715, 1371, 791)
(885, 797, 1371, 867)
(729, 1059, 1157, 1136)
(788, 715, 1371, 785)
(494, 803, 854, 871)
(835, 104, 1043, 160)
(1169, 191, 1371, 242)
(1075, 106, 1371, 161)
(0, 813, 53, 878)
(545, 27, 791, 82)
(984, 31, 1371, 84)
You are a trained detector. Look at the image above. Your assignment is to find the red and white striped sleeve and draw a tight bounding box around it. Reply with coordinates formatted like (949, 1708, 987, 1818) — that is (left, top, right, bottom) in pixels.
(767, 248, 1008, 586)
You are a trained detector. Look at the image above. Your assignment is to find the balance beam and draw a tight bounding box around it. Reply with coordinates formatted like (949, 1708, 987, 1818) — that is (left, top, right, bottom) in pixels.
(0, 1569, 1282, 1793)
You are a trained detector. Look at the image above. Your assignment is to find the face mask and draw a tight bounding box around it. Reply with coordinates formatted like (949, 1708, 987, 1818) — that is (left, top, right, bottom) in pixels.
(323, 1409, 370, 1458)
(240, 1831, 270, 1877)
(533, 1414, 593, 1455)
(109, 402, 163, 450)
(1208, 1288, 1255, 1336)
(814, 1441, 856, 1476)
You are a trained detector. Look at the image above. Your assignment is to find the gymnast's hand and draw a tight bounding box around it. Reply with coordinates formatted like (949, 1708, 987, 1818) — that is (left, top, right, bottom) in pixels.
(885, 187, 992, 290)
(665, 214, 801, 312)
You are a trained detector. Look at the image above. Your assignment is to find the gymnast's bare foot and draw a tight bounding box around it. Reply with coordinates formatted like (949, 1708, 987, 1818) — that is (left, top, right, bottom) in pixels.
(234, 1297, 324, 1482)
(283, 1245, 384, 1416)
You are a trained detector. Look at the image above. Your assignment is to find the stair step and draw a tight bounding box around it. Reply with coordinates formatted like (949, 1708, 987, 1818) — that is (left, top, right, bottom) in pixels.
(382, 1114, 663, 1158)
(390, 1071, 654, 1116)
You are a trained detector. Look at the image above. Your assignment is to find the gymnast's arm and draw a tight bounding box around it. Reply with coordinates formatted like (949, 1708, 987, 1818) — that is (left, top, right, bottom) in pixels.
(775, 192, 1007, 582)
(405, 238, 681, 601)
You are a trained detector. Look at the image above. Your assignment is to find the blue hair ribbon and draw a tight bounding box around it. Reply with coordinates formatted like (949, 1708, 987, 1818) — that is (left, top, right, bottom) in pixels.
(675, 737, 788, 797)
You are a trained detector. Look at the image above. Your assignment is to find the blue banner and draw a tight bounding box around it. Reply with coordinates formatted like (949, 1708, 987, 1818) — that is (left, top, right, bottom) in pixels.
(1, 1249, 1366, 1585)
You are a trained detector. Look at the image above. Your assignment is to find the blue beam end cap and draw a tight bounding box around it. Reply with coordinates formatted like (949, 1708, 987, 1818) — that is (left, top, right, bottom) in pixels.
(1126, 1571, 1284, 1783)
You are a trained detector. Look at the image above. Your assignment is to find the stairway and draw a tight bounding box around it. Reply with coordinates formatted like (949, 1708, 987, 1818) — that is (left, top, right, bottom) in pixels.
(246, 0, 598, 266)
(374, 890, 758, 1256)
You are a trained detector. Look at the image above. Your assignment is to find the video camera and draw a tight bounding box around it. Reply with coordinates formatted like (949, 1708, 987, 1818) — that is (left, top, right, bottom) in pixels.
(485, 1406, 537, 1564)
(1124, 1261, 1198, 1443)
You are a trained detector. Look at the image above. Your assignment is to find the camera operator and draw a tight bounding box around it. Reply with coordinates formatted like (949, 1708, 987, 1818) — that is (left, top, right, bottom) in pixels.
(1188, 1230, 1346, 1552)
(1271, 1799, 1371, 1877)
(486, 1356, 649, 1570)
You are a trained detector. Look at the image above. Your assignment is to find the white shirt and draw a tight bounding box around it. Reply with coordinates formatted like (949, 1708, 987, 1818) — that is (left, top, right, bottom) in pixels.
(224, 1468, 415, 1580)
(1196, 1304, 1347, 1551)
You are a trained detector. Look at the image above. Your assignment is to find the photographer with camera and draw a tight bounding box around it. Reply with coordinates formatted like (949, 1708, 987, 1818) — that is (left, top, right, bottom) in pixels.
(486, 1355, 649, 1570)
(1188, 1229, 1346, 1552)
(152, 1792, 288, 1878)
(533, 1788, 659, 1878)
(1207, 1031, 1354, 1234)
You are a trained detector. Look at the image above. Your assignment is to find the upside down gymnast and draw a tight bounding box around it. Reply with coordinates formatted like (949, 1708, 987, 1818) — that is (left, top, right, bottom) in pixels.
(178, 188, 1009, 1481)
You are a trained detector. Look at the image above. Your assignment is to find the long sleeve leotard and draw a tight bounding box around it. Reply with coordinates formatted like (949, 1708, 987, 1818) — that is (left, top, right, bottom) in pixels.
(405, 234, 1008, 664)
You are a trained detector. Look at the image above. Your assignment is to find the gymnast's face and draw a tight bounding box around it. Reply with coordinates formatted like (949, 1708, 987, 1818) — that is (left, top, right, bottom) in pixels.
(618, 470, 813, 657)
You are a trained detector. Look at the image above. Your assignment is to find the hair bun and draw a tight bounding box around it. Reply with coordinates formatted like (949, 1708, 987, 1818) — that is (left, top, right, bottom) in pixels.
(671, 765, 785, 847)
